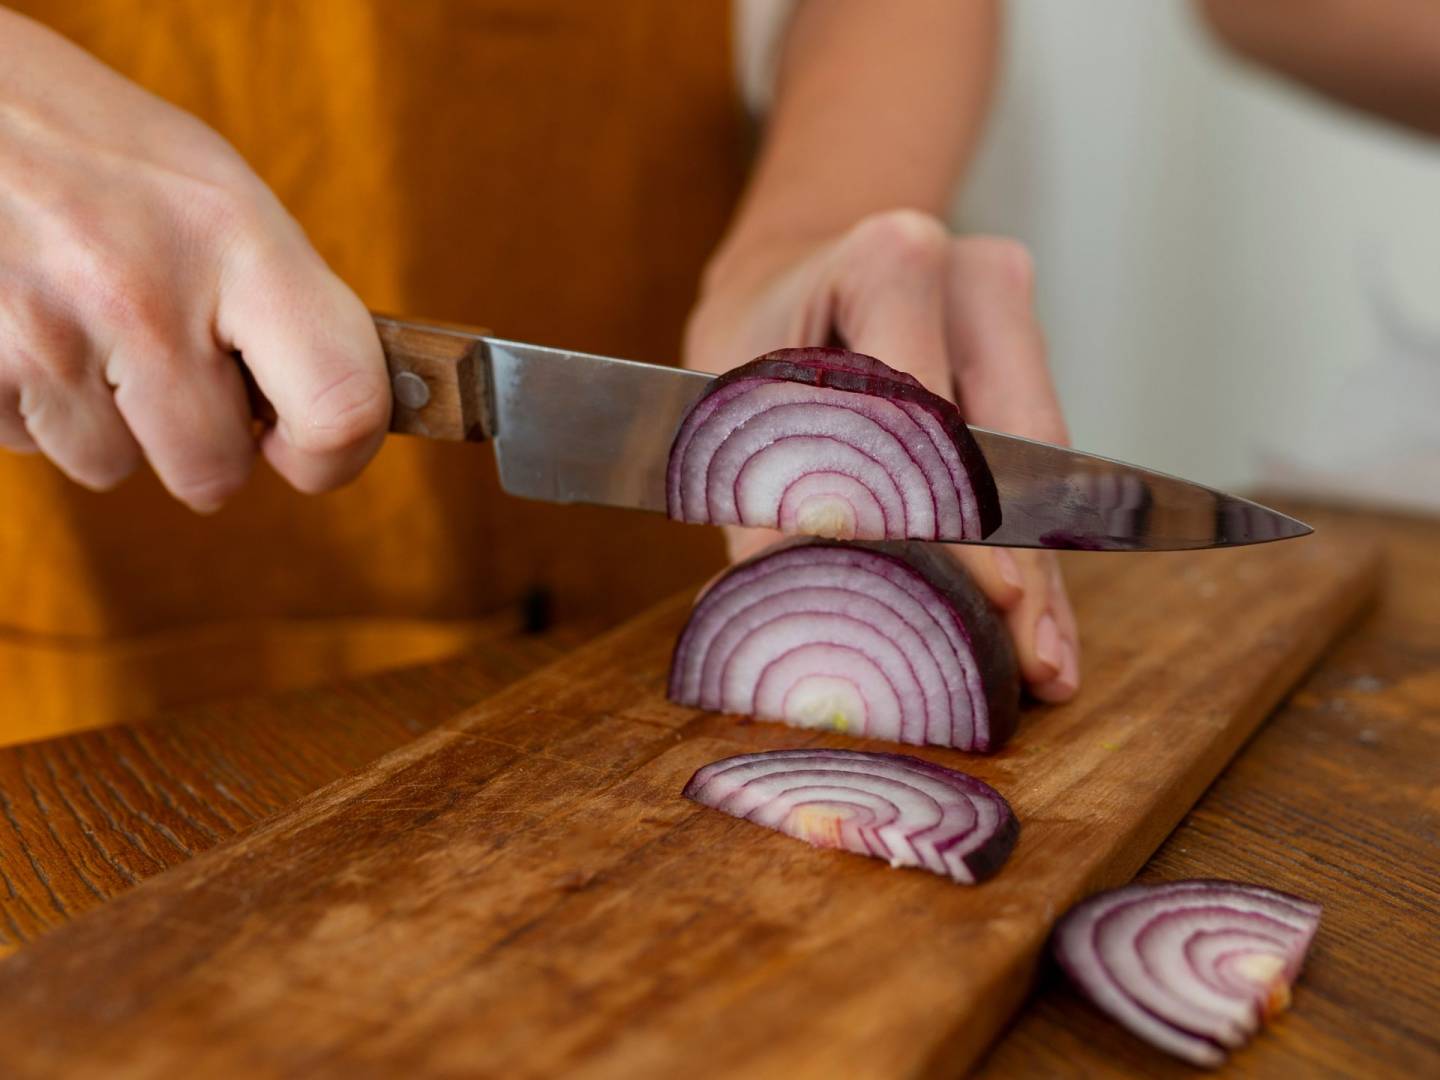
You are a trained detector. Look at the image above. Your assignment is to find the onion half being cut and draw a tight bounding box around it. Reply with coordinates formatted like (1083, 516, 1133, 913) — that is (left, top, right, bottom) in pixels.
(683, 748, 1018, 884)
(667, 347, 1001, 541)
(668, 538, 1019, 752)
(1054, 880, 1323, 1068)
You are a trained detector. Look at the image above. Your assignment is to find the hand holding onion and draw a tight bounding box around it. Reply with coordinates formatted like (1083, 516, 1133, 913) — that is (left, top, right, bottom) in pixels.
(685, 209, 1080, 703)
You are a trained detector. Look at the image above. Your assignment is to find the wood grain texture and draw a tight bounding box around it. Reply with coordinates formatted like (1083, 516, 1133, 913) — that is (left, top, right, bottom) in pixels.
(0, 612, 560, 749)
(976, 506, 1440, 1078)
(0, 529, 1380, 1078)
(0, 620, 595, 951)
(374, 316, 490, 441)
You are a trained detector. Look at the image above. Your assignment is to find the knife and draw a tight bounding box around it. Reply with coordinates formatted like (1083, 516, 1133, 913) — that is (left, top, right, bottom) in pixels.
(371, 314, 1309, 551)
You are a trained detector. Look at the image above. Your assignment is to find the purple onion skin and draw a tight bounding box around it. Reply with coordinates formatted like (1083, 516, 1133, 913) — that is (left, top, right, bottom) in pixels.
(725, 346, 927, 390)
(669, 537, 1020, 752)
(961, 807, 1020, 882)
(671, 347, 1002, 540)
(854, 539, 1021, 749)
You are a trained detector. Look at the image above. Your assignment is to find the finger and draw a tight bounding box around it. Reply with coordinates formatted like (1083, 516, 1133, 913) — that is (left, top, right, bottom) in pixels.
(829, 211, 954, 397)
(0, 383, 39, 452)
(944, 236, 1079, 699)
(0, 298, 66, 454)
(16, 354, 140, 491)
(946, 236, 1068, 443)
(1001, 549, 1078, 701)
(106, 333, 257, 511)
(948, 544, 1024, 612)
(687, 526, 785, 601)
(948, 543, 1077, 697)
(1027, 555, 1080, 703)
(218, 248, 388, 494)
(724, 524, 784, 565)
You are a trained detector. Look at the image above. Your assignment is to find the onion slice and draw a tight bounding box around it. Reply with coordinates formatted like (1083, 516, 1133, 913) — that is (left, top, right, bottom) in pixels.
(683, 748, 1018, 884)
(667, 347, 1001, 541)
(668, 538, 1019, 751)
(1054, 880, 1323, 1068)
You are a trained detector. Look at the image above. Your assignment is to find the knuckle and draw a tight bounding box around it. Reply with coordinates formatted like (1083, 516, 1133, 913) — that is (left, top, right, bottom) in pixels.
(58, 244, 170, 345)
(89, 272, 174, 343)
(50, 219, 183, 346)
(102, 344, 181, 404)
(0, 287, 49, 341)
(9, 341, 88, 388)
(184, 177, 249, 233)
(185, 181, 277, 255)
(290, 366, 389, 457)
(957, 235, 1036, 298)
(0, 292, 87, 386)
(845, 208, 951, 272)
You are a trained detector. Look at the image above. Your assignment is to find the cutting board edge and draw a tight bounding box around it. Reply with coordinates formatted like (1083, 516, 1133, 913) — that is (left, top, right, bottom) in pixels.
(921, 536, 1385, 1078)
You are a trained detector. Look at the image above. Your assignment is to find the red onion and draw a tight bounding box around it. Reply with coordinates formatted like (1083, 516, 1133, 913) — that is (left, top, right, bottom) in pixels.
(1054, 880, 1323, 1067)
(668, 538, 1019, 751)
(683, 748, 1018, 883)
(667, 347, 1001, 541)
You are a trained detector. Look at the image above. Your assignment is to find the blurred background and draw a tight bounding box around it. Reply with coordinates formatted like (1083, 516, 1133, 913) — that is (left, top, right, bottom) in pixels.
(5, 1, 1435, 747)
(747, 0, 1440, 509)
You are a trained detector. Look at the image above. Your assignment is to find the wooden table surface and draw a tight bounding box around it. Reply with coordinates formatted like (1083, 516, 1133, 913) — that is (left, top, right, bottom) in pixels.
(0, 502, 1436, 1076)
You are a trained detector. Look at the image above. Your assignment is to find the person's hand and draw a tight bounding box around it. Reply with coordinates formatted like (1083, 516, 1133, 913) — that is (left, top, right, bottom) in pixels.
(684, 209, 1080, 703)
(0, 10, 388, 511)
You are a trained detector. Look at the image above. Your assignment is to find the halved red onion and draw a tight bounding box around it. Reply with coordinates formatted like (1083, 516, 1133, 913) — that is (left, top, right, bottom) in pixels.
(667, 347, 1001, 541)
(668, 538, 1019, 751)
(682, 748, 1018, 883)
(1054, 880, 1323, 1068)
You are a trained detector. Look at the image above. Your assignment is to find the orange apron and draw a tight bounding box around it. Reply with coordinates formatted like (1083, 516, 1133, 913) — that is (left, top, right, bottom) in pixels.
(0, 1, 742, 744)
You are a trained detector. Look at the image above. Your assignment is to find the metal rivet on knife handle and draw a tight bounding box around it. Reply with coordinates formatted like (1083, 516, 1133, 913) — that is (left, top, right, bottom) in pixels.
(373, 313, 491, 442)
(392, 372, 431, 410)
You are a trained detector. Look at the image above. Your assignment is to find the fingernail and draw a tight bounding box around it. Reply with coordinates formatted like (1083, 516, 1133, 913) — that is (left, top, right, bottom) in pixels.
(1054, 637, 1080, 697)
(992, 547, 1023, 592)
(1034, 612, 1062, 675)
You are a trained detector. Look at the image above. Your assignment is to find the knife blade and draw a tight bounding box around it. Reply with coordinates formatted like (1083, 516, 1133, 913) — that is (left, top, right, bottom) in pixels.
(373, 315, 1310, 551)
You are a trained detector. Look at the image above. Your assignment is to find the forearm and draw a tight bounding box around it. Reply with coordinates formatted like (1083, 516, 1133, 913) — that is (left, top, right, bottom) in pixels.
(707, 0, 1000, 288)
(1198, 0, 1440, 137)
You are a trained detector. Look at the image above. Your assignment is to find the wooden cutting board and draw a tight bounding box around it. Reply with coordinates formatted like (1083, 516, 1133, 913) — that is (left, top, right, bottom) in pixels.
(0, 532, 1380, 1079)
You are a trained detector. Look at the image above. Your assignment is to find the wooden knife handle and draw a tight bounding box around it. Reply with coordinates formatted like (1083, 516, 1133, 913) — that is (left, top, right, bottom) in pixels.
(239, 315, 491, 442)
(373, 314, 492, 441)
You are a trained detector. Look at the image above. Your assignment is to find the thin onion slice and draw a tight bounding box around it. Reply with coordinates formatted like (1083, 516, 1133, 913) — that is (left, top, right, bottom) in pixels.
(667, 347, 1001, 540)
(668, 538, 1019, 751)
(1054, 880, 1322, 1068)
(682, 748, 1018, 884)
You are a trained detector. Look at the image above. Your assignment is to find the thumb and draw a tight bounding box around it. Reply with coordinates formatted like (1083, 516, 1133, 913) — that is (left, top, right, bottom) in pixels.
(218, 242, 389, 494)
